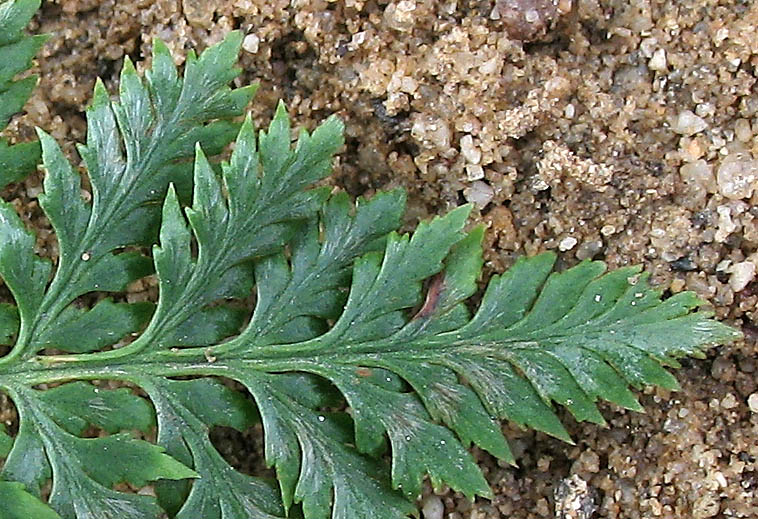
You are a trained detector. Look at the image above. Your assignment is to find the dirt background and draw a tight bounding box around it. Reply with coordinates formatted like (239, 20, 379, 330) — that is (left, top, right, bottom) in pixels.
(3, 0, 758, 518)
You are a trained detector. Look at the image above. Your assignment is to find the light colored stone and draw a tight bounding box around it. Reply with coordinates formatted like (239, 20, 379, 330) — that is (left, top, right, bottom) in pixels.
(721, 393, 738, 409)
(671, 110, 708, 136)
(554, 475, 595, 519)
(559, 236, 578, 251)
(735, 119, 752, 143)
(463, 180, 493, 208)
(640, 37, 658, 58)
(649, 48, 667, 71)
(728, 261, 756, 292)
(715, 205, 736, 243)
(696, 103, 716, 119)
(421, 495, 444, 519)
(717, 152, 758, 199)
(411, 115, 451, 150)
(693, 493, 720, 519)
(384, 0, 416, 32)
(681, 160, 716, 192)
(242, 34, 260, 53)
(748, 393, 758, 413)
(460, 134, 481, 164)
(600, 225, 616, 236)
(465, 163, 484, 181)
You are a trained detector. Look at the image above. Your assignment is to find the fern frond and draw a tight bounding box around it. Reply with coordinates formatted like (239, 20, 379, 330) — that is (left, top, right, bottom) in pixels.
(0, 0, 47, 188)
(0, 29, 741, 519)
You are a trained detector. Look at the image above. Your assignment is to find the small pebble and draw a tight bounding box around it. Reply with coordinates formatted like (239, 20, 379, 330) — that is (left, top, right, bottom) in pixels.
(715, 205, 736, 242)
(460, 134, 482, 164)
(680, 160, 716, 192)
(242, 34, 260, 54)
(384, 0, 417, 32)
(640, 37, 658, 58)
(729, 261, 756, 292)
(693, 493, 720, 519)
(696, 103, 716, 118)
(465, 164, 484, 181)
(721, 393, 738, 410)
(672, 110, 708, 136)
(421, 495, 444, 519)
(748, 393, 758, 413)
(411, 115, 451, 149)
(559, 236, 578, 251)
(463, 180, 494, 208)
(182, 0, 214, 26)
(554, 475, 596, 519)
(575, 239, 604, 260)
(717, 153, 758, 199)
(600, 224, 616, 236)
(671, 256, 697, 272)
(649, 48, 667, 71)
(735, 119, 752, 142)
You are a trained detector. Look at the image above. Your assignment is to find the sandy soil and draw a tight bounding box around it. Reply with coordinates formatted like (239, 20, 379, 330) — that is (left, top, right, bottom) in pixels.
(2, 0, 758, 518)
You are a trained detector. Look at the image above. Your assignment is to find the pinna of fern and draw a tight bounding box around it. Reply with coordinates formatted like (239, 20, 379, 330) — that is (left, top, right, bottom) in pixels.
(0, 11, 743, 519)
(0, 0, 48, 188)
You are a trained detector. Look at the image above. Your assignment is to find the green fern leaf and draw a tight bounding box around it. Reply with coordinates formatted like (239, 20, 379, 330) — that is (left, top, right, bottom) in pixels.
(141, 377, 284, 518)
(0, 29, 741, 519)
(0, 0, 47, 188)
(0, 481, 61, 519)
(0, 31, 254, 362)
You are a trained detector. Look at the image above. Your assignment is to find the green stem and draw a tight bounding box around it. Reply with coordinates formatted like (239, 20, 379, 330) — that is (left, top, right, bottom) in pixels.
(0, 116, 176, 366)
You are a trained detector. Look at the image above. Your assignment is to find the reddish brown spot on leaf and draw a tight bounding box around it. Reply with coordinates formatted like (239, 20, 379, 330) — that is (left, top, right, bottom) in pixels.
(355, 367, 373, 377)
(415, 274, 445, 320)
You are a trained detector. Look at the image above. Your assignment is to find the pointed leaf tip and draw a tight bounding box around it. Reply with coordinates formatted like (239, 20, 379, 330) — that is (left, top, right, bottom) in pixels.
(223, 29, 243, 49)
(152, 38, 170, 56)
(121, 55, 137, 76)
